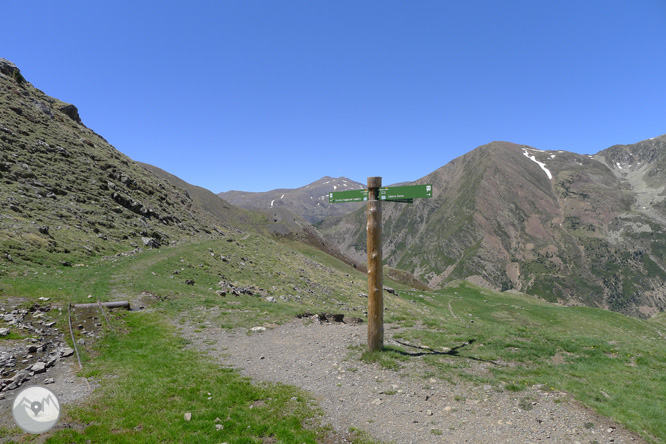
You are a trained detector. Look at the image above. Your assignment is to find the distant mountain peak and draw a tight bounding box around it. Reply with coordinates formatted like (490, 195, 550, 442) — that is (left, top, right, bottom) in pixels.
(218, 176, 365, 223)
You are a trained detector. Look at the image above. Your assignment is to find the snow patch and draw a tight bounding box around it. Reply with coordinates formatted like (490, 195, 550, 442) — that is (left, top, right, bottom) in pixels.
(550, 154, 556, 159)
(333, 185, 337, 190)
(280, 194, 285, 199)
(522, 150, 553, 180)
(270, 199, 275, 207)
(616, 162, 623, 170)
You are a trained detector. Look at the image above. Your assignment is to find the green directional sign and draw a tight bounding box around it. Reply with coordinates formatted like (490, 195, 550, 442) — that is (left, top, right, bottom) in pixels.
(379, 184, 432, 202)
(329, 189, 369, 203)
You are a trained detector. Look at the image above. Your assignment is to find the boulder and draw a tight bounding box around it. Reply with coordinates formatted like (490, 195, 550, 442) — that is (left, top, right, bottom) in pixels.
(142, 237, 161, 248)
(0, 58, 24, 84)
(58, 104, 82, 124)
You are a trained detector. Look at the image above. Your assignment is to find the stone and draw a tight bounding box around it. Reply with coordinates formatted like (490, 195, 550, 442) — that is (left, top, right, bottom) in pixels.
(58, 104, 82, 124)
(215, 424, 223, 431)
(0, 328, 9, 336)
(185, 279, 195, 286)
(60, 347, 75, 357)
(44, 378, 54, 384)
(250, 326, 266, 332)
(184, 412, 191, 421)
(31, 362, 46, 374)
(265, 296, 276, 303)
(77, 338, 86, 345)
(0, 58, 21, 77)
(142, 237, 161, 249)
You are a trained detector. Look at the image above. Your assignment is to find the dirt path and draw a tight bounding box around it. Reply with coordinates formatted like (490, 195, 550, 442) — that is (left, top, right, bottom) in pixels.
(179, 316, 645, 444)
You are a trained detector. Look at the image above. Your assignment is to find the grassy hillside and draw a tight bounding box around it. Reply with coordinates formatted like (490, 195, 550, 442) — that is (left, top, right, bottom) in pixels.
(1, 233, 665, 443)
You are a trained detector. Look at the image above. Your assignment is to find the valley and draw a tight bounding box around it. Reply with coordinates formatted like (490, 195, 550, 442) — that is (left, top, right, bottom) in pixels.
(1, 58, 665, 443)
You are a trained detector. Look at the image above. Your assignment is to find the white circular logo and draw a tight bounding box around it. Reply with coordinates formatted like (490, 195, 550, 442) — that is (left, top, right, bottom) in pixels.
(12, 385, 61, 434)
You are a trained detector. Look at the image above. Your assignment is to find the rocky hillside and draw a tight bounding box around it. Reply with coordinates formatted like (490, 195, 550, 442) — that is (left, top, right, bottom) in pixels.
(319, 137, 666, 317)
(139, 162, 354, 264)
(219, 176, 364, 223)
(0, 58, 247, 264)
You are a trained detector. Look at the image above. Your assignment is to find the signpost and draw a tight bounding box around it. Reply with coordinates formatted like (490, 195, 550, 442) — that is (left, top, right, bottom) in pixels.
(379, 184, 432, 202)
(330, 178, 433, 351)
(328, 189, 369, 203)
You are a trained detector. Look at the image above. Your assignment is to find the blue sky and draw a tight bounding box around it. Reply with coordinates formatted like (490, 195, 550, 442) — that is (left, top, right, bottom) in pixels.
(4, 1, 666, 192)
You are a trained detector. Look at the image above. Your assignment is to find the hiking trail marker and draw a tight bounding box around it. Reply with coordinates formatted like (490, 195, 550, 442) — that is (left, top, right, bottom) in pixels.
(329, 177, 433, 351)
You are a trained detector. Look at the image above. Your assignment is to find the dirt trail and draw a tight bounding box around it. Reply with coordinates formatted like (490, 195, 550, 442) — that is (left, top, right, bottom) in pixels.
(179, 317, 646, 444)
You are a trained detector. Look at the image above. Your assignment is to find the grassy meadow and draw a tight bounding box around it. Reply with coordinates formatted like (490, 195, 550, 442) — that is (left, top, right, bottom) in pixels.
(1, 234, 665, 443)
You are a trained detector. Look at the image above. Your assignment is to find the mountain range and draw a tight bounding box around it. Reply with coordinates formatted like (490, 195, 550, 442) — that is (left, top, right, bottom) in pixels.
(317, 137, 666, 318)
(2, 57, 665, 319)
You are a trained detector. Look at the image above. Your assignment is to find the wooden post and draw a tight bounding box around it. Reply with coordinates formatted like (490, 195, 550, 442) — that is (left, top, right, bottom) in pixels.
(367, 176, 383, 352)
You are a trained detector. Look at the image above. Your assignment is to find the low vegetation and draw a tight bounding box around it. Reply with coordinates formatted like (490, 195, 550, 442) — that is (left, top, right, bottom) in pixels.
(1, 233, 665, 443)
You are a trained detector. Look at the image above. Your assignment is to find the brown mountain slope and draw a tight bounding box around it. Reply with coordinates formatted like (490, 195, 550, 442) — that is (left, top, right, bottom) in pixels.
(319, 137, 666, 317)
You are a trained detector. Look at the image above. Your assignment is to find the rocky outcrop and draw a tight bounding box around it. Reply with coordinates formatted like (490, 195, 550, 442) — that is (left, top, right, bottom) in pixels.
(0, 58, 23, 82)
(58, 104, 82, 124)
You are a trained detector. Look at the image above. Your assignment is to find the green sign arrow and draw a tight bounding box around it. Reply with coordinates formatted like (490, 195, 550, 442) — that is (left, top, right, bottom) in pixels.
(379, 184, 432, 201)
(329, 189, 369, 203)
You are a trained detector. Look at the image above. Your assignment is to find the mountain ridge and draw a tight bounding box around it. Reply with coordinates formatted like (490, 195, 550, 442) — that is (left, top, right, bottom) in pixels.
(318, 136, 666, 317)
(219, 176, 365, 224)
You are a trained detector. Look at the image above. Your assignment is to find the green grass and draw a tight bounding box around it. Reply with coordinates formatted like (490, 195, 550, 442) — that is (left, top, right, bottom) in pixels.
(382, 282, 666, 443)
(360, 345, 409, 370)
(3, 235, 666, 443)
(45, 311, 326, 443)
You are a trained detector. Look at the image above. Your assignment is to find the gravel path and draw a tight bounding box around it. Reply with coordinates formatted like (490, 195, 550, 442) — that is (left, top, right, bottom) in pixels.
(179, 316, 646, 444)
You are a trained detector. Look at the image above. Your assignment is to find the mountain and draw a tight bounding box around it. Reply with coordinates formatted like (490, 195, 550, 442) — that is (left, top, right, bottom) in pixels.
(141, 161, 359, 267)
(318, 137, 666, 318)
(0, 58, 247, 263)
(219, 176, 365, 223)
(0, 59, 382, 284)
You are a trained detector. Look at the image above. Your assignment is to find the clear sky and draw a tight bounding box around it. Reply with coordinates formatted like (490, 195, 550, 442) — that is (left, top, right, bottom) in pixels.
(4, 1, 666, 193)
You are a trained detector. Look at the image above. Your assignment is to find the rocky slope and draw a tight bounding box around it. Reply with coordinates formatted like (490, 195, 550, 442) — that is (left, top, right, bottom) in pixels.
(0, 58, 246, 264)
(319, 137, 666, 317)
(219, 176, 364, 223)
